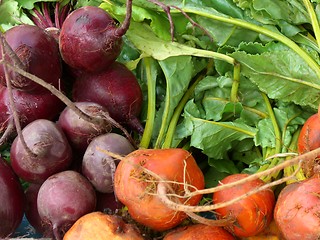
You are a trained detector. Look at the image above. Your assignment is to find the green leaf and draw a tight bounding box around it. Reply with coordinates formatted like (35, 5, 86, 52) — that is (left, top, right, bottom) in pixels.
(180, 101, 257, 159)
(230, 43, 320, 109)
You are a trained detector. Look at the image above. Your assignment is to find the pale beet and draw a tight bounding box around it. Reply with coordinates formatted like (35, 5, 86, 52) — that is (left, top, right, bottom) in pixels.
(37, 170, 96, 240)
(274, 176, 320, 240)
(72, 62, 143, 134)
(82, 133, 135, 193)
(0, 157, 25, 238)
(10, 119, 73, 183)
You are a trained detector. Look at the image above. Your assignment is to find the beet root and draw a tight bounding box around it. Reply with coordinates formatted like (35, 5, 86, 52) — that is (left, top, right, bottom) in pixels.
(72, 62, 143, 134)
(57, 101, 112, 153)
(274, 176, 320, 240)
(59, 4, 131, 72)
(82, 133, 135, 193)
(0, 157, 25, 238)
(37, 170, 97, 240)
(10, 119, 73, 183)
(0, 24, 62, 93)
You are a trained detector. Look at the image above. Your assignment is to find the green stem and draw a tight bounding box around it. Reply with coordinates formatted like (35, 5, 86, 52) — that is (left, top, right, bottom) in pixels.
(259, 93, 282, 182)
(139, 57, 157, 149)
(302, 0, 320, 48)
(179, 6, 320, 79)
(162, 74, 204, 149)
(230, 61, 241, 102)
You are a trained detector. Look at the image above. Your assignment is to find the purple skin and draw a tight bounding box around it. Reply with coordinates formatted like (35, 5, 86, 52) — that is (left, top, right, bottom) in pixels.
(0, 158, 26, 238)
(72, 62, 144, 134)
(0, 24, 62, 93)
(82, 133, 135, 193)
(57, 101, 112, 154)
(37, 170, 96, 240)
(59, 6, 125, 72)
(0, 84, 65, 143)
(10, 119, 73, 183)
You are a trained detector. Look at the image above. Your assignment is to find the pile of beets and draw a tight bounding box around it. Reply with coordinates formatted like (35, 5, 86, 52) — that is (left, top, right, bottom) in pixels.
(0, 1, 144, 239)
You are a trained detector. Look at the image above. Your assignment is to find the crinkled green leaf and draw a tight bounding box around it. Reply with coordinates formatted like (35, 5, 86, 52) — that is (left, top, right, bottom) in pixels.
(181, 101, 257, 159)
(230, 44, 320, 109)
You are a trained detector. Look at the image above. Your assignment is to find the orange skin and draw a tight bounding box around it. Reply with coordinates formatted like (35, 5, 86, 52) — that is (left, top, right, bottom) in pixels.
(274, 176, 320, 240)
(163, 224, 235, 240)
(114, 148, 205, 231)
(213, 173, 275, 238)
(297, 113, 320, 177)
(63, 212, 143, 240)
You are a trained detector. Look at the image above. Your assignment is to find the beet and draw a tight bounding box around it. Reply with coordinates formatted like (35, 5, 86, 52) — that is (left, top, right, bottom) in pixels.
(57, 101, 112, 153)
(37, 170, 96, 240)
(96, 192, 124, 213)
(82, 133, 135, 193)
(0, 24, 62, 93)
(274, 176, 320, 240)
(10, 119, 73, 183)
(59, 2, 132, 72)
(24, 183, 48, 235)
(72, 62, 144, 133)
(0, 84, 65, 142)
(0, 157, 25, 238)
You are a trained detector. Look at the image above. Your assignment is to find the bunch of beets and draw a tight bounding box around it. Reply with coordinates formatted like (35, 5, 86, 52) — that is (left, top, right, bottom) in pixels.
(0, 1, 143, 239)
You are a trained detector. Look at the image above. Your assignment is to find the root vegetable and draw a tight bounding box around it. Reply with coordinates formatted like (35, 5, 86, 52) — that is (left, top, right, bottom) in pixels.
(114, 148, 205, 231)
(0, 24, 62, 93)
(163, 224, 235, 240)
(10, 119, 73, 183)
(72, 61, 143, 134)
(63, 211, 144, 240)
(82, 133, 135, 193)
(212, 173, 275, 238)
(59, 1, 132, 72)
(57, 102, 113, 153)
(274, 175, 320, 240)
(297, 113, 320, 177)
(0, 157, 25, 238)
(37, 170, 96, 240)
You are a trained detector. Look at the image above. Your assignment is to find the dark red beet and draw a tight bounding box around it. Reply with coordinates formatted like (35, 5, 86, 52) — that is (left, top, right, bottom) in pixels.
(72, 62, 144, 133)
(0, 157, 25, 238)
(57, 101, 112, 153)
(0, 24, 62, 93)
(274, 176, 320, 240)
(10, 119, 73, 183)
(37, 170, 96, 240)
(96, 191, 124, 213)
(82, 133, 135, 193)
(0, 84, 65, 142)
(25, 183, 48, 235)
(59, 2, 132, 72)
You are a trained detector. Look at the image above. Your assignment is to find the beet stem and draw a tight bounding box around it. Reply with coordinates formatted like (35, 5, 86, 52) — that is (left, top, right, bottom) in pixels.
(0, 37, 37, 157)
(42, 2, 55, 27)
(114, 0, 133, 38)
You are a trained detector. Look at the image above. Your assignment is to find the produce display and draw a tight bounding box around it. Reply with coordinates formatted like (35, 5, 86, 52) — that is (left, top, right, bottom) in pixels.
(0, 0, 320, 239)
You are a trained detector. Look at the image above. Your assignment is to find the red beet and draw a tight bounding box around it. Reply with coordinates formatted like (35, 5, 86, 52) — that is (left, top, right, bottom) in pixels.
(59, 2, 132, 72)
(0, 157, 25, 238)
(82, 133, 135, 193)
(0, 24, 62, 93)
(57, 101, 112, 153)
(95, 192, 124, 213)
(10, 119, 73, 183)
(0, 84, 65, 142)
(24, 183, 48, 235)
(274, 176, 320, 240)
(37, 170, 96, 240)
(72, 62, 143, 133)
